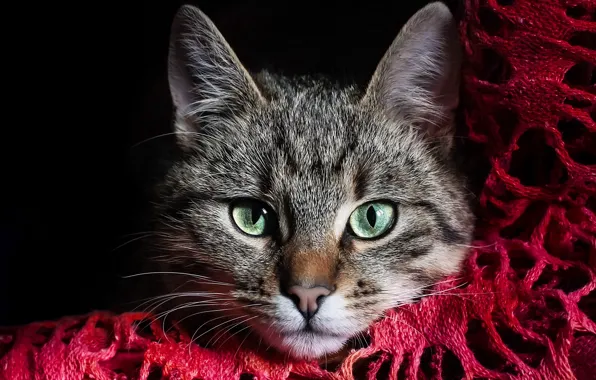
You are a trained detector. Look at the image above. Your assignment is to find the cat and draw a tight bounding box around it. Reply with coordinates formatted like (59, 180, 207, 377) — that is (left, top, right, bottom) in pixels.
(146, 1, 474, 361)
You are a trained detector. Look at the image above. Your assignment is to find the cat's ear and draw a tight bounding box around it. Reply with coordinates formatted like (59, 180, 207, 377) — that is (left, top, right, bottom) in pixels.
(168, 5, 265, 147)
(362, 2, 461, 149)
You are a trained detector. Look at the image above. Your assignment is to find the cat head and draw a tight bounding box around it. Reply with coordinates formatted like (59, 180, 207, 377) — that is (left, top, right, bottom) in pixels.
(153, 1, 473, 360)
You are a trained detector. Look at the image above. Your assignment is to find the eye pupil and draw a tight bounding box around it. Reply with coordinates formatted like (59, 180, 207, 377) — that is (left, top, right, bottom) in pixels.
(251, 206, 263, 225)
(366, 205, 377, 227)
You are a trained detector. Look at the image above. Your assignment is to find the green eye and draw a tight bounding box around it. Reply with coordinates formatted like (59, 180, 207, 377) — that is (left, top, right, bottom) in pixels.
(348, 202, 396, 239)
(231, 200, 274, 236)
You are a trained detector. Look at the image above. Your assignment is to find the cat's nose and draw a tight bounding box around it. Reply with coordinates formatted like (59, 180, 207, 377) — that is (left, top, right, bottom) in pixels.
(287, 285, 331, 320)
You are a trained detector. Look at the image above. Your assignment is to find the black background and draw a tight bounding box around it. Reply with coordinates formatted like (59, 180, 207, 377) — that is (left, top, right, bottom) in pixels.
(1, 0, 460, 326)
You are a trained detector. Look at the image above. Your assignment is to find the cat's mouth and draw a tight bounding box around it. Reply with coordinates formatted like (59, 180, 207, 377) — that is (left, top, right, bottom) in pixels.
(248, 319, 354, 361)
(230, 292, 379, 360)
(268, 329, 351, 361)
(287, 325, 347, 338)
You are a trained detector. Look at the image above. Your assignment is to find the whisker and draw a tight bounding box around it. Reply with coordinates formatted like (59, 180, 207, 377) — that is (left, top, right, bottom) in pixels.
(186, 314, 229, 354)
(186, 314, 249, 354)
(121, 231, 155, 237)
(122, 271, 234, 287)
(356, 331, 368, 349)
(157, 305, 246, 343)
(430, 291, 498, 296)
(135, 297, 234, 332)
(133, 292, 229, 313)
(164, 303, 240, 330)
(419, 283, 478, 298)
(112, 234, 153, 252)
(130, 131, 201, 149)
(377, 281, 472, 309)
(257, 337, 263, 353)
(378, 277, 467, 298)
(126, 277, 225, 308)
(158, 301, 239, 333)
(391, 317, 425, 337)
(147, 297, 231, 315)
(206, 321, 243, 348)
(209, 313, 259, 348)
(455, 242, 497, 249)
(192, 314, 249, 344)
(234, 329, 253, 358)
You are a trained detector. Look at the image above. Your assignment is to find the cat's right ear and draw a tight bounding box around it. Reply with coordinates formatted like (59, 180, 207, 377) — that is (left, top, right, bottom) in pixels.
(168, 5, 265, 148)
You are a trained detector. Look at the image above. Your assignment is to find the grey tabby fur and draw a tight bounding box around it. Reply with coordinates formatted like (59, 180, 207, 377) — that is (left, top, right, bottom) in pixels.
(151, 1, 474, 360)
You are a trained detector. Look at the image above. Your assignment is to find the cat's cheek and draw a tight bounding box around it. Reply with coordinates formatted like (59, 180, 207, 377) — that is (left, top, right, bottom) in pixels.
(375, 275, 423, 309)
(409, 244, 469, 278)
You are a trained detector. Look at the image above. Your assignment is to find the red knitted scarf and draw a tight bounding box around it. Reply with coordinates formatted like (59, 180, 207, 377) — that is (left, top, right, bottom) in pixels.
(1, 0, 595, 379)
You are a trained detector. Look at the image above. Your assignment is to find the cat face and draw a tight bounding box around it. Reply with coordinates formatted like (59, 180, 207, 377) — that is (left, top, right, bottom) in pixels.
(153, 2, 474, 360)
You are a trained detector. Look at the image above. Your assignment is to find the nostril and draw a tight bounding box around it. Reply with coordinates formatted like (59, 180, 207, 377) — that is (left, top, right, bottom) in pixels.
(289, 293, 302, 308)
(316, 294, 326, 306)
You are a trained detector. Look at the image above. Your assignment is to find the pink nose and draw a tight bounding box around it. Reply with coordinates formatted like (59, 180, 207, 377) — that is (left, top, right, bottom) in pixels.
(287, 285, 331, 319)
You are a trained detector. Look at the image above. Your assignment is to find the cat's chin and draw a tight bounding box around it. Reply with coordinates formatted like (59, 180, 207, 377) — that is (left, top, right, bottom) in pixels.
(257, 327, 350, 361)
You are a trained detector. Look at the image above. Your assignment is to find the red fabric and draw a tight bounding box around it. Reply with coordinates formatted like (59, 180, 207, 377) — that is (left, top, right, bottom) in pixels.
(2, 0, 595, 379)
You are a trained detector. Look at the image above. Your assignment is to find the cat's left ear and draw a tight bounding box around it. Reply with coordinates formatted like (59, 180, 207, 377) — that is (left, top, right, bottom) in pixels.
(168, 5, 265, 148)
(362, 2, 462, 150)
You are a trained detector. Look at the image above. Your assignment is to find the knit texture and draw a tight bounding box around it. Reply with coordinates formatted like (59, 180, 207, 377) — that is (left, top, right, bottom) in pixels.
(1, 0, 595, 378)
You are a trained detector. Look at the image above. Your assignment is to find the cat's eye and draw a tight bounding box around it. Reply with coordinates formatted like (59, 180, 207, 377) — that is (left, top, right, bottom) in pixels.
(230, 199, 276, 237)
(348, 201, 396, 239)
